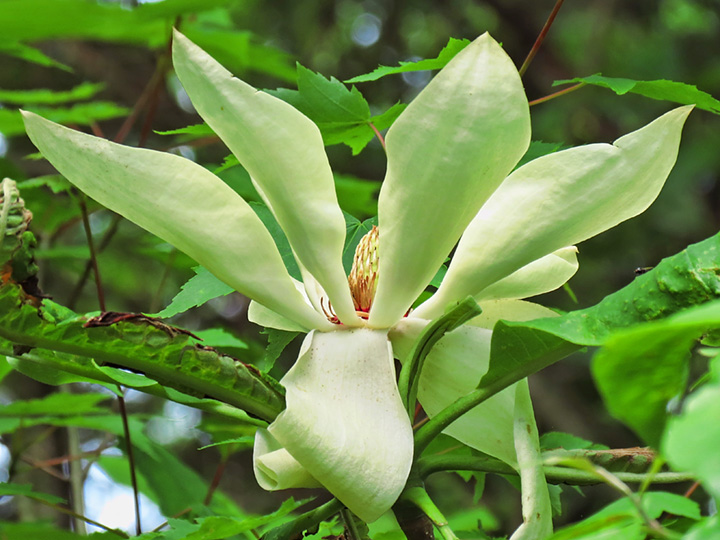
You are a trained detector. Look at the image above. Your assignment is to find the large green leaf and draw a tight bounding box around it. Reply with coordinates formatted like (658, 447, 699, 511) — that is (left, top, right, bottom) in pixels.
(0, 281, 285, 422)
(554, 74, 720, 114)
(662, 355, 720, 500)
(592, 301, 720, 447)
(0, 83, 105, 105)
(0, 102, 129, 137)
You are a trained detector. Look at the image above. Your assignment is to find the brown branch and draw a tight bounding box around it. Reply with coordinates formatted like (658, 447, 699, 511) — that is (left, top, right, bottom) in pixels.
(518, 0, 566, 77)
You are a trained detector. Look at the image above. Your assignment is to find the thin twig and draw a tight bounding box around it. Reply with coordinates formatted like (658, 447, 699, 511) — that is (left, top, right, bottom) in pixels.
(528, 82, 586, 107)
(32, 498, 127, 537)
(68, 214, 121, 310)
(117, 391, 142, 535)
(518, 0, 566, 77)
(150, 508, 192, 533)
(368, 122, 386, 153)
(340, 508, 362, 540)
(77, 195, 106, 312)
(203, 457, 228, 506)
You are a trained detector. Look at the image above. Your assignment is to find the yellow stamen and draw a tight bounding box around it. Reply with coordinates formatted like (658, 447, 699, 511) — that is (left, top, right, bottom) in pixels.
(348, 225, 379, 314)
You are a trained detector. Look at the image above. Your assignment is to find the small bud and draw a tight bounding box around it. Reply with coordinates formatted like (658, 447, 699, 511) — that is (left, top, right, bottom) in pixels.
(348, 225, 379, 316)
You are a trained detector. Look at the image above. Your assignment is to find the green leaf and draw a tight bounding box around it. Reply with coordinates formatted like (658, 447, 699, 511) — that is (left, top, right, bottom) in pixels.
(0, 102, 129, 137)
(0, 482, 66, 504)
(0, 82, 105, 105)
(515, 141, 568, 169)
(0, 43, 73, 72)
(0, 281, 285, 422)
(345, 38, 471, 83)
(271, 63, 389, 154)
(342, 214, 377, 273)
(155, 123, 215, 137)
(540, 432, 609, 452)
(591, 301, 720, 447)
(334, 174, 381, 218)
(663, 358, 720, 500)
(249, 201, 301, 280)
(197, 435, 255, 450)
(261, 328, 300, 372)
(554, 74, 720, 114)
(0, 523, 123, 539)
(0, 391, 109, 416)
(192, 327, 247, 350)
(153, 266, 234, 319)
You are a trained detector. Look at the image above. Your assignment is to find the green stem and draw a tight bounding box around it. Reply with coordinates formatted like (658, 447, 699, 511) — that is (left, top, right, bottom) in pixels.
(340, 508, 362, 540)
(61, 386, 87, 535)
(261, 498, 343, 540)
(418, 455, 694, 486)
(400, 487, 458, 540)
(413, 341, 579, 455)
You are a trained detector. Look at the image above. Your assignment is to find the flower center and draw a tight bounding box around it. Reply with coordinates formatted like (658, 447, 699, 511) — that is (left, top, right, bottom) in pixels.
(348, 225, 379, 319)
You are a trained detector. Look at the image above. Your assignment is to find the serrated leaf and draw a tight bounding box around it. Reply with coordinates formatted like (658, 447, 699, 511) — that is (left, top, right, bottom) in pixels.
(554, 74, 720, 114)
(155, 123, 215, 137)
(0, 43, 73, 72)
(153, 266, 234, 319)
(271, 65, 398, 154)
(0, 391, 110, 416)
(261, 328, 300, 372)
(345, 38, 471, 83)
(0, 82, 105, 105)
(0, 281, 285, 422)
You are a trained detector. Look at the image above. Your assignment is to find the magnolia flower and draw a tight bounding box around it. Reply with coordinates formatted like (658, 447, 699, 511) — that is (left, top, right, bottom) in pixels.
(22, 29, 690, 527)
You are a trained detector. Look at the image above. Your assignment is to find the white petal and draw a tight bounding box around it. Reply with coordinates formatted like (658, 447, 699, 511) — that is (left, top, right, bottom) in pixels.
(22, 111, 328, 331)
(261, 329, 413, 523)
(474, 247, 578, 302)
(416, 106, 692, 320)
(253, 429, 321, 489)
(172, 31, 358, 325)
(248, 301, 308, 332)
(370, 33, 530, 328)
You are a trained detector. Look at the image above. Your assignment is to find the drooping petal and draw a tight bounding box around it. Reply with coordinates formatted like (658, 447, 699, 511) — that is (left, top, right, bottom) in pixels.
(248, 301, 307, 332)
(415, 106, 692, 320)
(253, 429, 321, 489)
(474, 247, 578, 302)
(22, 112, 329, 331)
(172, 31, 358, 325)
(370, 33, 531, 328)
(260, 329, 413, 523)
(510, 380, 553, 540)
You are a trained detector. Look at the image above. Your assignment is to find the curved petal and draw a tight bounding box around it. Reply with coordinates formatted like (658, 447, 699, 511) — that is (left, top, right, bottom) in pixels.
(264, 329, 413, 523)
(172, 31, 358, 325)
(22, 112, 329, 331)
(253, 429, 321, 489)
(415, 106, 692, 320)
(370, 33, 530, 328)
(474, 247, 578, 302)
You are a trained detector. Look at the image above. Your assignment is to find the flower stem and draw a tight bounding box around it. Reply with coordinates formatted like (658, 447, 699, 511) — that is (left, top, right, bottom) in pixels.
(400, 487, 458, 540)
(261, 498, 344, 540)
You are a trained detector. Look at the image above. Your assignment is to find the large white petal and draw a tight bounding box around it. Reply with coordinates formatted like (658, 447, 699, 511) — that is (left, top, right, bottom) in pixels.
(470, 299, 559, 330)
(370, 33, 531, 328)
(22, 112, 329, 331)
(415, 106, 692, 320)
(172, 31, 358, 325)
(260, 329, 413, 523)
